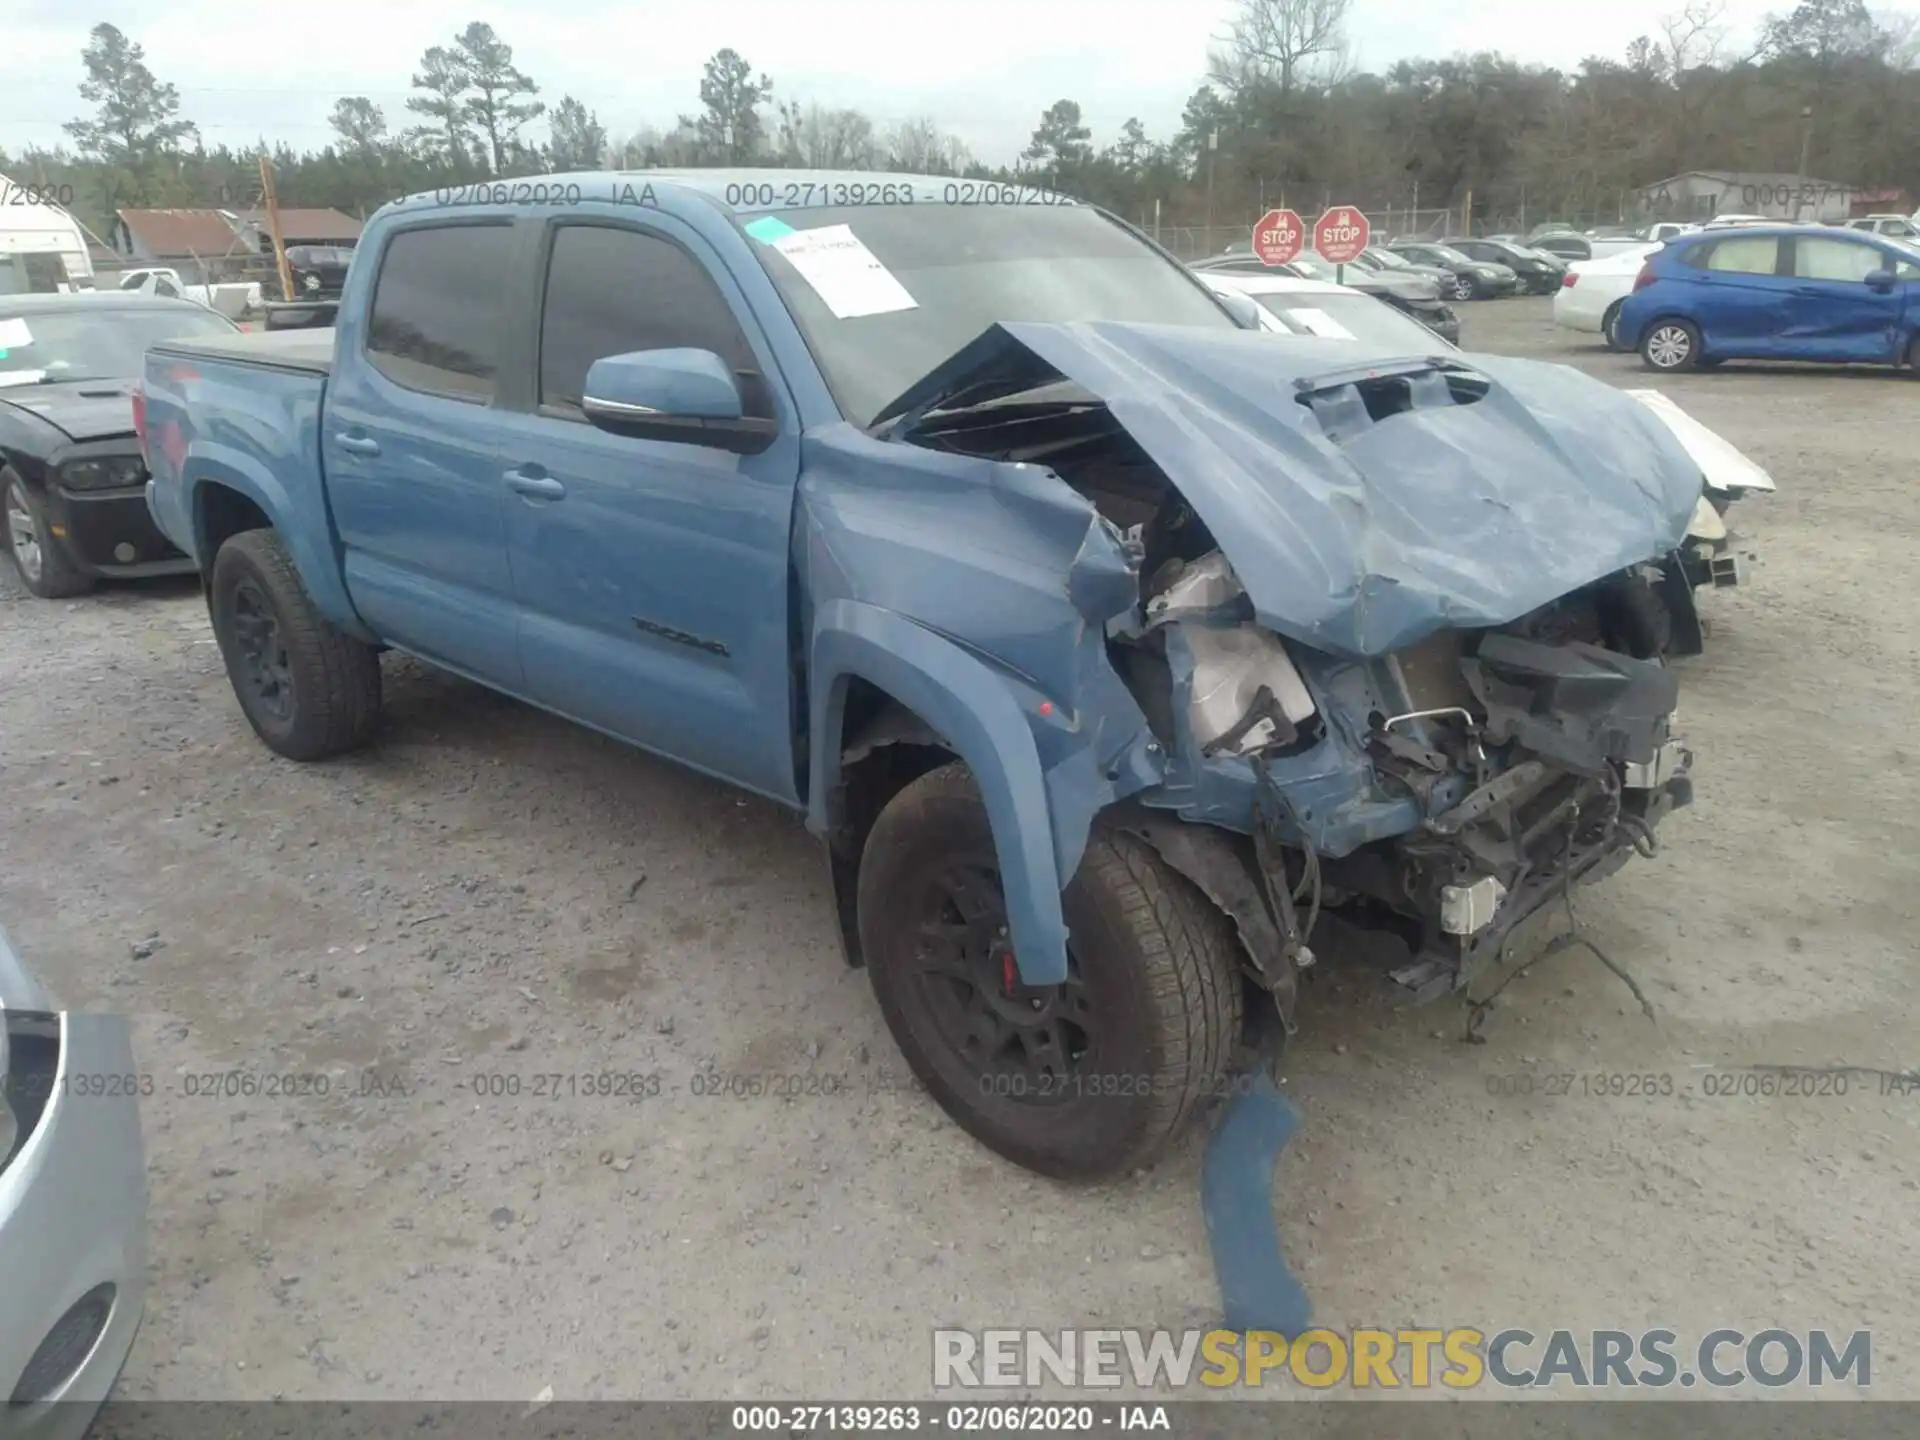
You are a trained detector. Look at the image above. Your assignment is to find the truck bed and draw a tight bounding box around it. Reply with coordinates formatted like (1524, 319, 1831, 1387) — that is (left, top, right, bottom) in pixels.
(151, 328, 334, 375)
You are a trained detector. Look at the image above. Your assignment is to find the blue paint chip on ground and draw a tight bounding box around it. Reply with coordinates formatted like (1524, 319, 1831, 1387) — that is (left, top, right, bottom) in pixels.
(1203, 1067, 1313, 1337)
(744, 215, 798, 244)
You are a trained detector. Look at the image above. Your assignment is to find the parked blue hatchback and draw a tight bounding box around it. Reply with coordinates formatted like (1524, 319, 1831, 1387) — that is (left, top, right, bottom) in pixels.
(1617, 225, 1920, 374)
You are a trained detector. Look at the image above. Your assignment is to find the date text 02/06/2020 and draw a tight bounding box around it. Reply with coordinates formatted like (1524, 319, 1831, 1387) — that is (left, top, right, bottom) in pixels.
(1483, 1065, 1919, 1099)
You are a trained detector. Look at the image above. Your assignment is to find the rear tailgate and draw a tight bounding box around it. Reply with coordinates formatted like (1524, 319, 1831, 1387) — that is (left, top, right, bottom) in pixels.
(141, 330, 335, 571)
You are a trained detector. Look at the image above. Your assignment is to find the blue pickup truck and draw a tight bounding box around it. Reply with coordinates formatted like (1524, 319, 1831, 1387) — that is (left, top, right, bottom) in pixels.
(140, 170, 1703, 1178)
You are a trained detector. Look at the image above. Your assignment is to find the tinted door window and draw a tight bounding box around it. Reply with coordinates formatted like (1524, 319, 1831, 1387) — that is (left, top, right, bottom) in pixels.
(1793, 237, 1888, 283)
(365, 223, 515, 402)
(1700, 236, 1780, 274)
(538, 225, 770, 419)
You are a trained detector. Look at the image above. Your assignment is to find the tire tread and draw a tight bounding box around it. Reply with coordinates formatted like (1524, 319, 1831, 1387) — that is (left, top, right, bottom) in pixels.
(212, 528, 380, 760)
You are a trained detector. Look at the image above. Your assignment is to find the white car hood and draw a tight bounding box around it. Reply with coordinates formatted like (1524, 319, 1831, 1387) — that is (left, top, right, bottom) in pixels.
(1625, 389, 1776, 494)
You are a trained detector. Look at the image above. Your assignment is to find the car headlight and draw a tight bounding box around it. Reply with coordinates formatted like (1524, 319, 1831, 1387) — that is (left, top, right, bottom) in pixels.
(59, 456, 147, 492)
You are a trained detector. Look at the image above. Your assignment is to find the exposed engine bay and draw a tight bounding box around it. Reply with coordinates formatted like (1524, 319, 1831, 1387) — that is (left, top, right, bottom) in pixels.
(904, 376, 1695, 1011)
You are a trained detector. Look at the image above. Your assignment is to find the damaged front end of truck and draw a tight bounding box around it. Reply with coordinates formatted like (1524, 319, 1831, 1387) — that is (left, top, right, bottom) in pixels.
(807, 319, 1703, 1030)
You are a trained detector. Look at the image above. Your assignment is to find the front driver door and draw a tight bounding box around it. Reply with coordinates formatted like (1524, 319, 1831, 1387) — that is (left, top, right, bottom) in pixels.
(1782, 234, 1909, 363)
(491, 216, 802, 802)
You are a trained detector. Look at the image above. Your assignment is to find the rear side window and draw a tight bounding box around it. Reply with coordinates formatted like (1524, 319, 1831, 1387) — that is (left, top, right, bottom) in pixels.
(537, 224, 771, 419)
(366, 223, 515, 402)
(1698, 236, 1780, 275)
(1793, 237, 1888, 283)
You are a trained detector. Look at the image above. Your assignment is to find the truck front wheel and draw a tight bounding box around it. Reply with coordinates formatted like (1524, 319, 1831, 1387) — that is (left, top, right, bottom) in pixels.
(857, 762, 1244, 1180)
(208, 529, 381, 760)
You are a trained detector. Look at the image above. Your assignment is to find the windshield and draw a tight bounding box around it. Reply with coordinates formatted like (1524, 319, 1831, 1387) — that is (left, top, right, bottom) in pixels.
(0, 305, 238, 386)
(741, 204, 1236, 425)
(1251, 290, 1450, 350)
(1420, 245, 1474, 265)
(1366, 248, 1413, 269)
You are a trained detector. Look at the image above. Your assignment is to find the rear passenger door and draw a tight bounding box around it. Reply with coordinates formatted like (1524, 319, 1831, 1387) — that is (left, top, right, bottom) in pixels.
(1783, 234, 1907, 363)
(489, 216, 803, 802)
(1679, 234, 1789, 357)
(322, 220, 525, 687)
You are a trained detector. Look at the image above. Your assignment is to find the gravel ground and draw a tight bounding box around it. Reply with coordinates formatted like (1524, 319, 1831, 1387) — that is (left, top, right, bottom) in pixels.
(2, 297, 1916, 1405)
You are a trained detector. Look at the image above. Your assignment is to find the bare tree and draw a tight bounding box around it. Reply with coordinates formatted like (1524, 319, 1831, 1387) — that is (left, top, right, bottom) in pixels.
(1660, 1, 1728, 73)
(776, 101, 880, 168)
(1209, 0, 1353, 99)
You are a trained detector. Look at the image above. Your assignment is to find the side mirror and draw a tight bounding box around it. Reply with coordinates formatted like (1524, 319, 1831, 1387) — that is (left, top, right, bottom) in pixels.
(1864, 267, 1897, 292)
(581, 348, 776, 455)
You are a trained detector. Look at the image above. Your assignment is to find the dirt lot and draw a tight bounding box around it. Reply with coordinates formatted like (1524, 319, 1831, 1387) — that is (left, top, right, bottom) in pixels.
(2, 296, 1916, 1405)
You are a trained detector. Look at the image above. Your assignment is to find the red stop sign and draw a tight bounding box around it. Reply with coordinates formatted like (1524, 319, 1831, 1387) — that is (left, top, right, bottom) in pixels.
(1313, 205, 1372, 264)
(1251, 208, 1304, 266)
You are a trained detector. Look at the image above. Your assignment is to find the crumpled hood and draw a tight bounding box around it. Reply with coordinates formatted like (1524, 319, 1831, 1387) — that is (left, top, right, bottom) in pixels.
(881, 320, 1704, 657)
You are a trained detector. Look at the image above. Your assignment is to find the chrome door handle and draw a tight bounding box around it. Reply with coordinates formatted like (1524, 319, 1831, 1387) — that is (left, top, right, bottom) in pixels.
(335, 433, 380, 456)
(505, 470, 566, 501)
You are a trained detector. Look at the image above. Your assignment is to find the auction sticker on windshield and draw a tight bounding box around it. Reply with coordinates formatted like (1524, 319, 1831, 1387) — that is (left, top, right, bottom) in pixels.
(759, 223, 918, 319)
(0, 317, 32, 351)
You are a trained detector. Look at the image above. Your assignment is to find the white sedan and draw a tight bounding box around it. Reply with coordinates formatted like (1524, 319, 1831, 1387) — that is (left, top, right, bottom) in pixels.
(1198, 270, 1455, 347)
(1552, 244, 1658, 348)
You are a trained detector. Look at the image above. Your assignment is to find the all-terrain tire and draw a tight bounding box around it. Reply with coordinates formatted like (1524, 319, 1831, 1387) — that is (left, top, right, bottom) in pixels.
(857, 762, 1244, 1180)
(208, 528, 381, 760)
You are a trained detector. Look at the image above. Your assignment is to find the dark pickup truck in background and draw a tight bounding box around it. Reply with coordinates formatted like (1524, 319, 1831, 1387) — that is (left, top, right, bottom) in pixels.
(139, 170, 1703, 1179)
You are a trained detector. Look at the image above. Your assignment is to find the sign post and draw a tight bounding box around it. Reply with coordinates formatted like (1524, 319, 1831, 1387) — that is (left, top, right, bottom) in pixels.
(1313, 204, 1372, 285)
(1251, 208, 1305, 267)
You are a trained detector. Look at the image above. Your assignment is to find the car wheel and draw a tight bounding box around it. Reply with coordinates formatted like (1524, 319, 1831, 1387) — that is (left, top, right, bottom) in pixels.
(1641, 319, 1702, 372)
(208, 528, 382, 760)
(1450, 273, 1476, 302)
(1601, 301, 1627, 351)
(857, 762, 1245, 1181)
(1906, 333, 1920, 376)
(3, 475, 94, 599)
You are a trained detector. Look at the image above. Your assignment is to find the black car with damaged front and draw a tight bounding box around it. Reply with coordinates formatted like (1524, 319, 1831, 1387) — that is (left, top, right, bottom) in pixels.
(0, 294, 238, 597)
(868, 321, 1698, 1031)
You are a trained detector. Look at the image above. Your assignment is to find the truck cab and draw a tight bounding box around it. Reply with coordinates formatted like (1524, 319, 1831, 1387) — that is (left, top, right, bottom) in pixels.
(139, 171, 1703, 1179)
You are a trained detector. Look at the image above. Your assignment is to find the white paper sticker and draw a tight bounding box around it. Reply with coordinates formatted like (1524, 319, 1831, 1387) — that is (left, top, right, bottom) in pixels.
(1287, 307, 1357, 340)
(0, 317, 33, 349)
(771, 224, 917, 319)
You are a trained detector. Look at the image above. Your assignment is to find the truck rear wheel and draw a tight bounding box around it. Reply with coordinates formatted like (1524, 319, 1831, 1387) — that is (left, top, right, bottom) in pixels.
(857, 762, 1244, 1180)
(208, 528, 381, 760)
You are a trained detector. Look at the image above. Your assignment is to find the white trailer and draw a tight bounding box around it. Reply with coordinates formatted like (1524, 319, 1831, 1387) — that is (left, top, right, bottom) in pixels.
(0, 177, 94, 294)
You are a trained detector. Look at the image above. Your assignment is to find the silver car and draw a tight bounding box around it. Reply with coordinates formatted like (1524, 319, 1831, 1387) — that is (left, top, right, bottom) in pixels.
(1, 922, 147, 1437)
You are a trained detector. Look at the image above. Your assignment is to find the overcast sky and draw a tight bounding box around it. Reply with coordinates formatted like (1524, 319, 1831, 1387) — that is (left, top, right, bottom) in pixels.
(1, 0, 1796, 166)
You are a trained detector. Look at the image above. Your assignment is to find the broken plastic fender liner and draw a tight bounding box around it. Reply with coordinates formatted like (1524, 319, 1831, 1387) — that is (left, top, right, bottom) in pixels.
(1203, 1068, 1311, 1336)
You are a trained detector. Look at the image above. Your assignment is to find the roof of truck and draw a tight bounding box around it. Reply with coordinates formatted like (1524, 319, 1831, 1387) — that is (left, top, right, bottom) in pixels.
(391, 169, 1080, 216)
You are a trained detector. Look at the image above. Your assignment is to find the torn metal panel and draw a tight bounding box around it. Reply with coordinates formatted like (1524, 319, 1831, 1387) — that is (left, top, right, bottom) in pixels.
(796, 425, 1165, 986)
(880, 320, 1707, 657)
